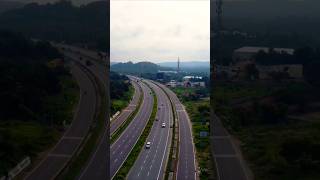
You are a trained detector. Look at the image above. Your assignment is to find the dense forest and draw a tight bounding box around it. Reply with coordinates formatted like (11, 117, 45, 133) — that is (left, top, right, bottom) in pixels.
(0, 30, 78, 175)
(0, 0, 108, 50)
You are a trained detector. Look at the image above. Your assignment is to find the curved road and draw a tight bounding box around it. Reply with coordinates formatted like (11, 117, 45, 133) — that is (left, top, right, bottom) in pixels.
(78, 78, 141, 180)
(110, 81, 153, 179)
(127, 80, 173, 180)
(25, 63, 98, 180)
(110, 79, 141, 135)
(155, 82, 197, 180)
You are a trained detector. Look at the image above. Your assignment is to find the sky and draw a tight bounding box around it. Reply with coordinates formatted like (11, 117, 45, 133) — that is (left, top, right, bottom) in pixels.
(110, 0, 210, 63)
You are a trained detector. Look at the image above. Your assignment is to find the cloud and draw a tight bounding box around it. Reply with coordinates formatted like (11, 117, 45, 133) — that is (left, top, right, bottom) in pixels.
(111, 0, 210, 62)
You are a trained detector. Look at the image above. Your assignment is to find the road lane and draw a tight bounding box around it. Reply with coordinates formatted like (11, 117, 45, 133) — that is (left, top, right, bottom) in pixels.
(154, 82, 197, 180)
(110, 79, 141, 134)
(127, 80, 173, 180)
(110, 81, 153, 178)
(211, 113, 248, 180)
(78, 78, 141, 180)
(25, 63, 97, 180)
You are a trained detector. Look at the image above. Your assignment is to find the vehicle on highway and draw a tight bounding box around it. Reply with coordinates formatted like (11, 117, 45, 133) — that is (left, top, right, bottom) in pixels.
(145, 142, 151, 149)
(162, 122, 166, 128)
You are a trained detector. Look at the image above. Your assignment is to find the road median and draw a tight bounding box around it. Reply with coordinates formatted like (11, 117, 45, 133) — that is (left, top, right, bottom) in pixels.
(110, 82, 143, 144)
(113, 81, 158, 179)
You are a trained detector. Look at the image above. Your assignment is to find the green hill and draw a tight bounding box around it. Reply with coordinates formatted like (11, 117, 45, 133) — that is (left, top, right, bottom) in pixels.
(111, 61, 173, 74)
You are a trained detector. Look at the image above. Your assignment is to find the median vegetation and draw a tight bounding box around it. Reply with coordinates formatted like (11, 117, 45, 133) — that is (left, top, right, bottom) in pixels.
(110, 83, 143, 144)
(158, 84, 178, 180)
(114, 81, 157, 179)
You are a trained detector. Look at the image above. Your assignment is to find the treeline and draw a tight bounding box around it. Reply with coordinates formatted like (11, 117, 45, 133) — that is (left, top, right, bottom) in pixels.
(110, 71, 132, 114)
(0, 30, 66, 123)
(111, 61, 173, 75)
(0, 0, 108, 50)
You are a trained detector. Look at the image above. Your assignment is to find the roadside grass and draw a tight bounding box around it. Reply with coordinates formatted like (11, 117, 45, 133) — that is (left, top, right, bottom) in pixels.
(235, 121, 320, 180)
(57, 63, 106, 180)
(0, 75, 79, 176)
(113, 81, 157, 180)
(213, 81, 320, 180)
(110, 84, 143, 144)
(111, 85, 134, 114)
(172, 87, 215, 180)
(0, 121, 60, 175)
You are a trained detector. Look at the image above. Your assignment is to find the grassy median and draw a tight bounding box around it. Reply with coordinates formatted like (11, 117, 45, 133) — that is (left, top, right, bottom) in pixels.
(113, 81, 157, 179)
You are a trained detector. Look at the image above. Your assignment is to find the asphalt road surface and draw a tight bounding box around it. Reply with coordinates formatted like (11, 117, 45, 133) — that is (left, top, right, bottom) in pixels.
(110, 81, 154, 178)
(78, 78, 141, 180)
(211, 113, 248, 180)
(155, 82, 197, 180)
(127, 80, 173, 180)
(110, 79, 141, 134)
(25, 63, 98, 180)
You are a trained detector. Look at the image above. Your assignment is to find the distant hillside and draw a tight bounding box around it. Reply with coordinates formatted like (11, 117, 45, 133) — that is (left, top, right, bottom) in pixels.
(111, 61, 173, 74)
(0, 1, 24, 13)
(0, 0, 108, 50)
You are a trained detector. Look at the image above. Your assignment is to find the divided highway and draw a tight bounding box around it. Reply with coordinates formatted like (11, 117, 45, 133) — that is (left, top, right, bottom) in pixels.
(110, 81, 153, 178)
(155, 82, 197, 180)
(79, 78, 141, 180)
(25, 62, 98, 180)
(110, 79, 141, 135)
(127, 80, 173, 180)
(58, 45, 110, 180)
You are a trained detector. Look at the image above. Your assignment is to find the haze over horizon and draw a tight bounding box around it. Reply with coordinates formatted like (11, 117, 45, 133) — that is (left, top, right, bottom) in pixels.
(110, 0, 210, 63)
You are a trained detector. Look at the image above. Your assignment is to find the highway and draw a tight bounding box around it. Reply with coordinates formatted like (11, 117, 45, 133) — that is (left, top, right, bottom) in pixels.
(211, 113, 248, 180)
(78, 78, 141, 180)
(110, 81, 154, 178)
(110, 79, 141, 134)
(127, 80, 173, 180)
(155, 82, 197, 180)
(57, 45, 110, 180)
(25, 62, 98, 180)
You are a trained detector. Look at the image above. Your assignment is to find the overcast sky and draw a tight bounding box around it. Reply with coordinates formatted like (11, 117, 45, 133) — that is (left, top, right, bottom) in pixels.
(110, 0, 210, 63)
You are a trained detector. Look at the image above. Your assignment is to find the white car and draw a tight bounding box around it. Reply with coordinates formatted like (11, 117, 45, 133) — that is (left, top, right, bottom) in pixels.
(162, 123, 166, 128)
(145, 142, 151, 149)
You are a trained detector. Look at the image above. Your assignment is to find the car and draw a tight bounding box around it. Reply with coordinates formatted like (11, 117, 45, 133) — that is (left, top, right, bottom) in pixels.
(162, 123, 166, 128)
(145, 142, 151, 149)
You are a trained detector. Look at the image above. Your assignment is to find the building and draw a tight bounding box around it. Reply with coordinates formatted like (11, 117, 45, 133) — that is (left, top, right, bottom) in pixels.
(233, 46, 295, 62)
